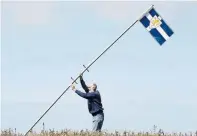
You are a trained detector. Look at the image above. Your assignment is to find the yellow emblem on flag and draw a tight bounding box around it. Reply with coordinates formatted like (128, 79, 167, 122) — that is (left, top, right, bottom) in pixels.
(149, 16, 162, 29)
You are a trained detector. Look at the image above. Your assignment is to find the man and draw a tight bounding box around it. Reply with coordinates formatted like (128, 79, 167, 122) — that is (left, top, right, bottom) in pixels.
(71, 74, 104, 132)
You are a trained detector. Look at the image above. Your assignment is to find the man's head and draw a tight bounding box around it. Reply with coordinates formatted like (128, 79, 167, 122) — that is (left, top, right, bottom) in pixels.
(88, 83, 97, 92)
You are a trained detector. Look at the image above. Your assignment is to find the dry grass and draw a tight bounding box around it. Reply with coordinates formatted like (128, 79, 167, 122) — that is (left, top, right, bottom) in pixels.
(1, 128, 197, 136)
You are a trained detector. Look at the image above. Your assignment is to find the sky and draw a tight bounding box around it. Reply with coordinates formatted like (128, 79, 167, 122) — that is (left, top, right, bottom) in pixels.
(1, 1, 197, 134)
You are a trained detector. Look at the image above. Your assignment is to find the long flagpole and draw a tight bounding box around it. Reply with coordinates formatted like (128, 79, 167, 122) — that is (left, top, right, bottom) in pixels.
(24, 5, 154, 136)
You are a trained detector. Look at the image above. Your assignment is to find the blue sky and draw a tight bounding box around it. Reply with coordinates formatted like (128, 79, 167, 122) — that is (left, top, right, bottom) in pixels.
(1, 1, 197, 133)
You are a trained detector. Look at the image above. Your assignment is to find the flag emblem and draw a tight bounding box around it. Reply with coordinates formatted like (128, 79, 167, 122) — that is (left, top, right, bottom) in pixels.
(149, 16, 162, 29)
(140, 7, 174, 45)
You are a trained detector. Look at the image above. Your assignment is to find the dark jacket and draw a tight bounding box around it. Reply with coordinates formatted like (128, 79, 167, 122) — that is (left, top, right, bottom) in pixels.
(75, 76, 104, 116)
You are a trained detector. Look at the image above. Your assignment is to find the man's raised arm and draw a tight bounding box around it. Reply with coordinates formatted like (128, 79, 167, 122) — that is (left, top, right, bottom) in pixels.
(75, 90, 97, 99)
(80, 75, 89, 93)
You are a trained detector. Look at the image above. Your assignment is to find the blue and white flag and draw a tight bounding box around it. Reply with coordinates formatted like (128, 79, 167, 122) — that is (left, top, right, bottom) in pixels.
(140, 7, 174, 45)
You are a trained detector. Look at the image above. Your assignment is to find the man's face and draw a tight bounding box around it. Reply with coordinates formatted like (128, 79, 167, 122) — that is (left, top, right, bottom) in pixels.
(88, 83, 97, 92)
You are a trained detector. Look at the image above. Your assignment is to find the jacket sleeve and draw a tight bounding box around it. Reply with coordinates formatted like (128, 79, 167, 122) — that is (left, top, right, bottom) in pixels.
(80, 76, 89, 93)
(75, 90, 97, 99)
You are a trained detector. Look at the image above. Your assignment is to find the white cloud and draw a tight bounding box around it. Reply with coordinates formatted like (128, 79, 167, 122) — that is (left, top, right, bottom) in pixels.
(2, 2, 57, 25)
(2, 1, 185, 26)
(84, 1, 185, 22)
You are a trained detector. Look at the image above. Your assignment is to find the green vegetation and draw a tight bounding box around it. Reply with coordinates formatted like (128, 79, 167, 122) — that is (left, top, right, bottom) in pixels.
(1, 128, 197, 136)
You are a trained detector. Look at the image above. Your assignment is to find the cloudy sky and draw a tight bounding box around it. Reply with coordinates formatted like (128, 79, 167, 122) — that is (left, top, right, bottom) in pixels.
(1, 1, 197, 133)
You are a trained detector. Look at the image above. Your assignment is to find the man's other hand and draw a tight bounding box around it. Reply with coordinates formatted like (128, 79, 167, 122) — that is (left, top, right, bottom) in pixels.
(79, 73, 83, 77)
(71, 84, 76, 91)
(79, 73, 83, 80)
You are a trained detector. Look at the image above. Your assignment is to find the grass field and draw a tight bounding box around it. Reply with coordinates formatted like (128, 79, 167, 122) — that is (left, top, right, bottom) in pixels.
(1, 129, 197, 136)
